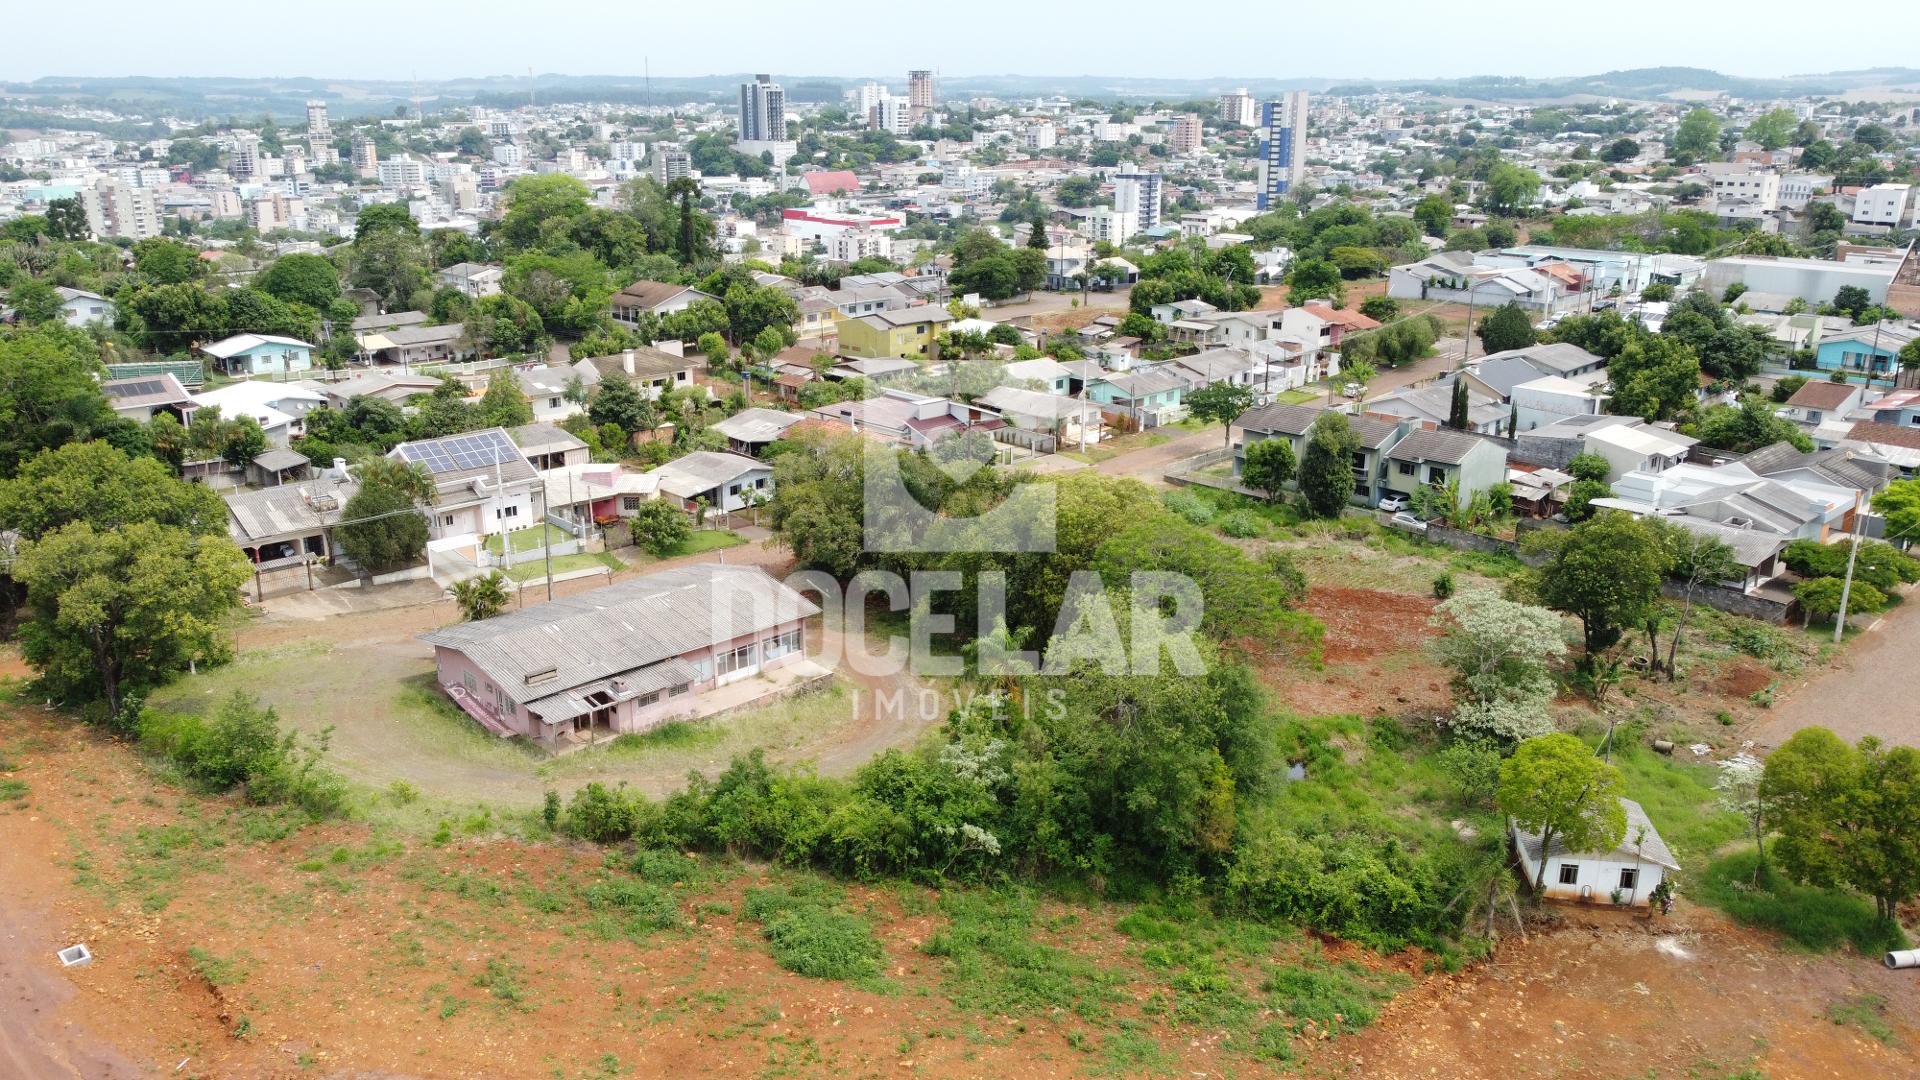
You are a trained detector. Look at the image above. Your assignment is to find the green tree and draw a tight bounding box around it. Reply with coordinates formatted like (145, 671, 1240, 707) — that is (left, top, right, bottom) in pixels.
(1184, 382, 1257, 450)
(8, 280, 63, 324)
(1483, 162, 1541, 217)
(1606, 335, 1701, 422)
(627, 499, 692, 557)
(1431, 589, 1567, 743)
(131, 237, 206, 284)
(1299, 412, 1359, 517)
(1791, 576, 1885, 627)
(1673, 109, 1721, 162)
(1412, 193, 1453, 237)
(354, 203, 419, 241)
(478, 372, 533, 428)
(1447, 378, 1470, 429)
(697, 331, 730, 364)
(1239, 438, 1296, 503)
(1475, 301, 1535, 354)
(451, 570, 511, 621)
(337, 458, 434, 573)
(44, 196, 89, 240)
(1744, 108, 1796, 152)
(0, 440, 226, 541)
(1600, 137, 1640, 163)
(1831, 285, 1872, 322)
(1873, 477, 1920, 547)
(1687, 396, 1813, 454)
(256, 253, 342, 310)
(463, 294, 546, 358)
(1498, 733, 1629, 891)
(14, 520, 249, 716)
(1761, 728, 1920, 924)
(588, 373, 654, 436)
(665, 176, 704, 264)
(491, 174, 592, 253)
(1285, 258, 1344, 306)
(1358, 295, 1399, 322)
(1532, 511, 1666, 659)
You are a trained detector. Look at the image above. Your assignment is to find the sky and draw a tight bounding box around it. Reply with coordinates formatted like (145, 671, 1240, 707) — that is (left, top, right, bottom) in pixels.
(6, 0, 1920, 83)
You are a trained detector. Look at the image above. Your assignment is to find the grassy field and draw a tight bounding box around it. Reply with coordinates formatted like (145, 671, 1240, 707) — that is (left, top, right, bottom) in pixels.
(502, 550, 623, 583)
(628, 529, 748, 566)
(484, 524, 570, 556)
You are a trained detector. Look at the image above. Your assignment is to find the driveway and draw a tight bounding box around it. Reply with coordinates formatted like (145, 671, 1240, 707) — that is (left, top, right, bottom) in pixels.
(1747, 600, 1920, 750)
(1095, 426, 1224, 480)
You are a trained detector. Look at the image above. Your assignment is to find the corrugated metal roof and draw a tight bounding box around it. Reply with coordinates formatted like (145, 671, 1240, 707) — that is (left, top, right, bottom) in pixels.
(419, 565, 818, 710)
(1512, 798, 1679, 871)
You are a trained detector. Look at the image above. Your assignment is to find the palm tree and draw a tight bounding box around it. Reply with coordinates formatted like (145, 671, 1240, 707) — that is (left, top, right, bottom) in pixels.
(451, 570, 511, 621)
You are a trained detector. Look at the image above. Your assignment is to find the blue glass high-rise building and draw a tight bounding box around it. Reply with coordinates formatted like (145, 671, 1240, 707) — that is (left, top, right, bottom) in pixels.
(1257, 91, 1309, 209)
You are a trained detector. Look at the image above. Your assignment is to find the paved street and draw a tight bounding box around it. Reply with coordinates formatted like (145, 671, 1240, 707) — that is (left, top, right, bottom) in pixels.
(1749, 600, 1920, 749)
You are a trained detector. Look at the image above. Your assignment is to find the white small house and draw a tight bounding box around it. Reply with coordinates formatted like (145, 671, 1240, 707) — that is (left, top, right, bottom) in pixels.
(1511, 797, 1678, 908)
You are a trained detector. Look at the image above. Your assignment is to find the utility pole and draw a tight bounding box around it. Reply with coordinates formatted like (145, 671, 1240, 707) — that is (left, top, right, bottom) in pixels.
(1460, 278, 1478, 370)
(1833, 528, 1865, 644)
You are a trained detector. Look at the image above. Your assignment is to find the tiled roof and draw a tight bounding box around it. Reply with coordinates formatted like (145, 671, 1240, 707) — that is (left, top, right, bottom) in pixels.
(1784, 381, 1857, 410)
(1846, 420, 1920, 451)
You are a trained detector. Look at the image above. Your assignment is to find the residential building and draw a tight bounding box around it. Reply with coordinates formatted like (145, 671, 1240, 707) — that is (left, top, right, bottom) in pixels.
(79, 182, 161, 239)
(435, 262, 503, 298)
(351, 135, 378, 178)
(419, 564, 819, 746)
(509, 423, 590, 472)
(652, 146, 691, 184)
(571, 346, 697, 400)
(1698, 163, 1780, 211)
(1703, 253, 1896, 308)
(101, 372, 196, 424)
(305, 100, 330, 140)
(541, 463, 659, 526)
(1512, 798, 1676, 907)
(52, 287, 113, 326)
(609, 280, 719, 325)
(356, 322, 468, 368)
(709, 408, 805, 456)
(977, 385, 1104, 447)
(225, 472, 359, 567)
(827, 227, 892, 264)
(1851, 184, 1912, 230)
(1085, 206, 1138, 245)
(1777, 173, 1832, 210)
(1256, 91, 1308, 209)
(781, 206, 904, 245)
(1112, 171, 1164, 233)
(837, 306, 953, 361)
(378, 155, 428, 187)
(870, 95, 914, 137)
(806, 388, 998, 449)
(1169, 113, 1203, 154)
(908, 69, 936, 118)
(230, 133, 262, 180)
(192, 380, 325, 445)
(1583, 423, 1697, 481)
(1388, 252, 1576, 312)
(739, 74, 787, 142)
(1381, 428, 1511, 507)
(1234, 404, 1411, 508)
(1087, 365, 1190, 428)
(518, 366, 585, 424)
(1218, 88, 1257, 128)
(198, 333, 314, 378)
(1366, 380, 1509, 435)
(1812, 321, 1918, 377)
(389, 426, 542, 541)
(1778, 379, 1866, 433)
(1509, 376, 1607, 431)
(647, 451, 773, 513)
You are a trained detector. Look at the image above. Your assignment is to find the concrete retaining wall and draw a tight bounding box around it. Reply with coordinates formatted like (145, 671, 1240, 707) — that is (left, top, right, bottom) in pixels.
(1662, 579, 1793, 623)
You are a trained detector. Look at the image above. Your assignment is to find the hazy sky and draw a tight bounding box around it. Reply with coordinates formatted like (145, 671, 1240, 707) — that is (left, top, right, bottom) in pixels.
(7, 0, 1919, 82)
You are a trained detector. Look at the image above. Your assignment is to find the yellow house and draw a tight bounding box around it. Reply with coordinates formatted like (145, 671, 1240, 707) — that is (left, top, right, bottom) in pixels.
(837, 307, 953, 361)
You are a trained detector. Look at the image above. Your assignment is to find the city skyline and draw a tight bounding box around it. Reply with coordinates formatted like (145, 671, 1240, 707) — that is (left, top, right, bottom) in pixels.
(7, 0, 1919, 83)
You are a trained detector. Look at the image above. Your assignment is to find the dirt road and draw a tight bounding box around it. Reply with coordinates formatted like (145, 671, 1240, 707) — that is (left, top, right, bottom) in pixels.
(1747, 600, 1920, 750)
(1093, 426, 1222, 479)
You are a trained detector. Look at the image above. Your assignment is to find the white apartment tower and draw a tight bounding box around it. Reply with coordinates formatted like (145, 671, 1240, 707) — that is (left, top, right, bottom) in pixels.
(305, 100, 330, 139)
(653, 146, 692, 184)
(1113, 171, 1164, 233)
(1218, 88, 1257, 128)
(80, 182, 162, 240)
(1257, 90, 1309, 209)
(739, 74, 788, 142)
(870, 96, 913, 137)
(854, 82, 887, 116)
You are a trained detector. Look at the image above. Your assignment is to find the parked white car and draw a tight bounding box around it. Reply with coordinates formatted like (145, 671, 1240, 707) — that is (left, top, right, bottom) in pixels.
(1377, 494, 1409, 512)
(1390, 511, 1429, 532)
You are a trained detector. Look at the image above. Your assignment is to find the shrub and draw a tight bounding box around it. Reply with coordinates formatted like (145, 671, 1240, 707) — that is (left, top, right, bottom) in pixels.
(1432, 571, 1455, 600)
(582, 878, 682, 933)
(1216, 510, 1265, 538)
(1262, 549, 1309, 607)
(135, 693, 346, 817)
(564, 782, 642, 843)
(762, 906, 883, 980)
(1161, 489, 1215, 526)
(1699, 851, 1908, 954)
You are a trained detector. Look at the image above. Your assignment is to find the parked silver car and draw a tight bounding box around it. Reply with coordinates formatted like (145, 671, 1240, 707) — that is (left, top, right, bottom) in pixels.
(1377, 494, 1409, 513)
(1390, 511, 1429, 532)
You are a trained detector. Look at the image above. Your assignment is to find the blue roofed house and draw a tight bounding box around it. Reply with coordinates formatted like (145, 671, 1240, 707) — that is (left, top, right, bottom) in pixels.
(198, 333, 315, 377)
(1813, 322, 1918, 378)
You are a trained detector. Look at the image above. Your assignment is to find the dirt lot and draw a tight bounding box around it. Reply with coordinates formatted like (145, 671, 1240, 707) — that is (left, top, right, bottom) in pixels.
(3, 709, 1914, 1080)
(146, 539, 938, 808)
(1748, 602, 1920, 751)
(1263, 586, 1453, 719)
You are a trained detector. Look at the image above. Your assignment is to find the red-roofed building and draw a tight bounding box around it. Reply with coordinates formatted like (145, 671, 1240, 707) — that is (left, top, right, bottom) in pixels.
(801, 170, 861, 197)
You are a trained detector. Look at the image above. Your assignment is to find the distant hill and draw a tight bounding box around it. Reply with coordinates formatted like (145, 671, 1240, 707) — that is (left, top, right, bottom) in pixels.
(3, 66, 1917, 125)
